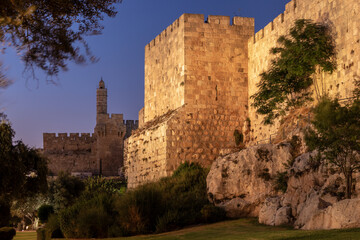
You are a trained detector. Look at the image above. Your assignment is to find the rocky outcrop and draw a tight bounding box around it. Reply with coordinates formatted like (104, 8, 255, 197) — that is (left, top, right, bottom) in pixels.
(259, 150, 360, 229)
(208, 142, 360, 229)
(303, 199, 360, 230)
(207, 143, 292, 218)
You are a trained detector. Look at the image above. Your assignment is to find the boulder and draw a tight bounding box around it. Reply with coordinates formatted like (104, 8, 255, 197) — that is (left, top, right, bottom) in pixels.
(207, 143, 292, 217)
(303, 199, 360, 230)
(275, 206, 292, 226)
(258, 197, 281, 225)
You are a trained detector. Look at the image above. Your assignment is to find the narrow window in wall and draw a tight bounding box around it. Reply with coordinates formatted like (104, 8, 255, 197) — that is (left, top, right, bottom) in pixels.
(215, 85, 218, 101)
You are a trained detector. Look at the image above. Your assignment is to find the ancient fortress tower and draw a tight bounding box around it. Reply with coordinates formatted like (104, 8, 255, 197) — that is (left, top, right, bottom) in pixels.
(125, 0, 359, 188)
(43, 80, 138, 176)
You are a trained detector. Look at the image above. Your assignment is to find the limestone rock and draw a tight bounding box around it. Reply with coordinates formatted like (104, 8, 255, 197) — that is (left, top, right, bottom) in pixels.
(207, 143, 292, 217)
(275, 206, 292, 226)
(302, 199, 360, 230)
(258, 197, 281, 225)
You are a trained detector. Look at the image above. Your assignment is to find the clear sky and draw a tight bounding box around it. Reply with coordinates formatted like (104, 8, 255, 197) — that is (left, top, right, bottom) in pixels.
(1, 0, 291, 148)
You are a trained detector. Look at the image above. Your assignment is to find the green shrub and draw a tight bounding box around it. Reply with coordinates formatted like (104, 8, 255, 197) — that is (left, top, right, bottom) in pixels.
(36, 228, 51, 240)
(38, 204, 54, 223)
(0, 227, 16, 240)
(0, 198, 11, 227)
(201, 204, 226, 223)
(273, 171, 289, 193)
(46, 214, 63, 238)
(113, 162, 209, 236)
(84, 176, 126, 197)
(58, 162, 212, 238)
(48, 172, 85, 211)
(115, 183, 163, 235)
(59, 193, 116, 238)
(233, 130, 244, 146)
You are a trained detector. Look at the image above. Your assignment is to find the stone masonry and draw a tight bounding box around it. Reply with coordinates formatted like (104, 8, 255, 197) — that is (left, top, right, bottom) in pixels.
(125, 14, 254, 188)
(125, 0, 359, 188)
(43, 79, 138, 176)
(248, 0, 360, 144)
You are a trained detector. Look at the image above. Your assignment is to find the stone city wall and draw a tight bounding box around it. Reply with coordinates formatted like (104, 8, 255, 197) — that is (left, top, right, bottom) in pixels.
(144, 16, 185, 122)
(248, 0, 360, 143)
(126, 14, 254, 188)
(43, 133, 96, 175)
(125, 111, 171, 188)
(183, 14, 253, 113)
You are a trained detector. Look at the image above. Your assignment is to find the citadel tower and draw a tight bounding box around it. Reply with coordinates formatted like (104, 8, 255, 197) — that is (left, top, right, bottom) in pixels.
(94, 79, 127, 176)
(43, 79, 138, 177)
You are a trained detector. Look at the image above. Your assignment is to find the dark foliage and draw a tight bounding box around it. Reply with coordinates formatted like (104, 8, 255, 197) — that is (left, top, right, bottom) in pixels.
(251, 19, 336, 124)
(0, 0, 122, 79)
(200, 204, 226, 223)
(59, 193, 116, 238)
(233, 129, 244, 146)
(273, 171, 289, 193)
(0, 198, 11, 227)
(38, 204, 54, 223)
(48, 172, 85, 211)
(56, 162, 215, 238)
(0, 122, 48, 227)
(0, 227, 16, 240)
(305, 97, 360, 198)
(0, 123, 48, 200)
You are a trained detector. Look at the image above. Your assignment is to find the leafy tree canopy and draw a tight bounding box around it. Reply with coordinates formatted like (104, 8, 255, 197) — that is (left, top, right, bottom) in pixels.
(0, 122, 48, 200)
(48, 172, 85, 211)
(305, 96, 360, 198)
(251, 19, 336, 124)
(0, 0, 122, 83)
(0, 122, 48, 226)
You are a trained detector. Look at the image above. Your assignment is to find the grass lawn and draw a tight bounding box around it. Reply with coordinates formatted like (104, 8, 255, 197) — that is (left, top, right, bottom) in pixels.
(14, 231, 36, 240)
(14, 219, 360, 240)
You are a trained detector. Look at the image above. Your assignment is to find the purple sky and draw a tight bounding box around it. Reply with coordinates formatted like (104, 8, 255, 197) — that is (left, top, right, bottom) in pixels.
(1, 0, 290, 148)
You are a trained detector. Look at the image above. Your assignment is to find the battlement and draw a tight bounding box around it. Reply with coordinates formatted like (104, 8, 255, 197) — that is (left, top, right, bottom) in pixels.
(124, 120, 139, 126)
(43, 132, 95, 152)
(252, 0, 301, 43)
(43, 132, 94, 140)
(146, 13, 254, 52)
(110, 113, 124, 120)
(124, 120, 139, 139)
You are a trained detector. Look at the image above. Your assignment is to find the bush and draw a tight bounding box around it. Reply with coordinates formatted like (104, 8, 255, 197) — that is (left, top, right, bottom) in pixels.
(115, 184, 163, 235)
(0, 227, 16, 240)
(0, 197, 11, 227)
(57, 162, 213, 238)
(233, 130, 244, 146)
(84, 176, 126, 197)
(48, 172, 85, 211)
(46, 214, 64, 238)
(59, 193, 116, 238)
(38, 204, 54, 223)
(36, 228, 51, 240)
(273, 171, 289, 193)
(201, 204, 226, 223)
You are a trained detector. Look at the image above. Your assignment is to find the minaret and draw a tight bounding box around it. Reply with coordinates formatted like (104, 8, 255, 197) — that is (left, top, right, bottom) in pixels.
(96, 78, 107, 122)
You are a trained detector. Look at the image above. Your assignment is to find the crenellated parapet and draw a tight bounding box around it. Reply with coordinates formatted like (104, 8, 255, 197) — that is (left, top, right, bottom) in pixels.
(145, 14, 254, 52)
(123, 120, 139, 139)
(43, 132, 95, 152)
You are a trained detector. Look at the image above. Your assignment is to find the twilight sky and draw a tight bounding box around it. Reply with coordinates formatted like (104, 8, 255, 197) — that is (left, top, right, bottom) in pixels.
(1, 0, 291, 148)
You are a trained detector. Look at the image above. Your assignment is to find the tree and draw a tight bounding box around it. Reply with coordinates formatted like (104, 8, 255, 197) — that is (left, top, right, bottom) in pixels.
(251, 19, 336, 124)
(0, 122, 48, 226)
(0, 0, 122, 83)
(305, 97, 360, 199)
(48, 172, 85, 211)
